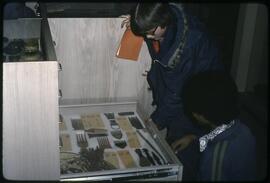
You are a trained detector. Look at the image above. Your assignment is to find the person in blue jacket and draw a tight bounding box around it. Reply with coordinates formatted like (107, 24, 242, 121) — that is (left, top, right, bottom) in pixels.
(172, 71, 256, 181)
(121, 3, 224, 145)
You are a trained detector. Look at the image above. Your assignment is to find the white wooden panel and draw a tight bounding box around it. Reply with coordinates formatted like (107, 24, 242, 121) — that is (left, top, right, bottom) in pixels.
(3, 62, 60, 180)
(48, 18, 155, 119)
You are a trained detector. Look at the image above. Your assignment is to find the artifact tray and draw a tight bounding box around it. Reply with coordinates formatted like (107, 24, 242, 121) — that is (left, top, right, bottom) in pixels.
(59, 102, 182, 181)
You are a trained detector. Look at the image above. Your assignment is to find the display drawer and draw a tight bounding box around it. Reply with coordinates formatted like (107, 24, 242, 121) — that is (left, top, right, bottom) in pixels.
(59, 102, 183, 181)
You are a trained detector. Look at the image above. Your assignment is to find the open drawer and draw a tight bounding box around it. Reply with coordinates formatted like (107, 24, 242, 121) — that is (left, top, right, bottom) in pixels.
(59, 102, 182, 181)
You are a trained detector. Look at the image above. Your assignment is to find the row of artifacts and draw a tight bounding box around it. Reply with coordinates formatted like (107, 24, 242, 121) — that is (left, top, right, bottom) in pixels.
(59, 112, 167, 174)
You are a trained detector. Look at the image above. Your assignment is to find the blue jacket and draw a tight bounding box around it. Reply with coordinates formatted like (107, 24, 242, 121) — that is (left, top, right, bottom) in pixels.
(145, 4, 224, 142)
(198, 120, 256, 181)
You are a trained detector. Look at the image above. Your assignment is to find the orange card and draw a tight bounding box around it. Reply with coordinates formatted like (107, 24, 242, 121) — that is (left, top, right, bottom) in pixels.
(116, 28, 144, 61)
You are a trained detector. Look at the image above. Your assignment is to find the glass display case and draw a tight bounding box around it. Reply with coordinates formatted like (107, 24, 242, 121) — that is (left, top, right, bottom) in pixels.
(3, 17, 56, 62)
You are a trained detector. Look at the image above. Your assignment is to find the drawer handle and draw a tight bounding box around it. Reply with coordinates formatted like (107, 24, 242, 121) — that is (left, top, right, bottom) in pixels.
(142, 70, 149, 77)
(58, 89, 62, 98)
(58, 63, 62, 71)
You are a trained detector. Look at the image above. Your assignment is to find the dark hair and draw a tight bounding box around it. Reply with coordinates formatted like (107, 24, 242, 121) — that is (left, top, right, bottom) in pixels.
(182, 71, 239, 125)
(130, 3, 173, 36)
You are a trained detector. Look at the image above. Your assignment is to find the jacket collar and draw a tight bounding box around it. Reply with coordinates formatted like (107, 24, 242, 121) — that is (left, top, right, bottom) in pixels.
(199, 120, 237, 152)
(146, 4, 186, 68)
(161, 4, 187, 68)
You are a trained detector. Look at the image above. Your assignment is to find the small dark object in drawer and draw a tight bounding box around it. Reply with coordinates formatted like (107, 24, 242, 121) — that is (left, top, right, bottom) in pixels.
(111, 130, 123, 139)
(104, 113, 115, 120)
(118, 111, 134, 116)
(110, 120, 120, 129)
(128, 116, 144, 129)
(71, 118, 84, 130)
(114, 140, 127, 149)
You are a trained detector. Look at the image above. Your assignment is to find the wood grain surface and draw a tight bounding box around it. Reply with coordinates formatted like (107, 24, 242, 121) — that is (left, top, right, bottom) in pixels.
(48, 18, 155, 119)
(3, 62, 60, 180)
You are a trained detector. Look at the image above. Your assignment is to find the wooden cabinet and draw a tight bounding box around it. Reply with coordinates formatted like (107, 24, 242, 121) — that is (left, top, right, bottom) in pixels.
(2, 17, 183, 181)
(3, 62, 60, 180)
(2, 17, 60, 180)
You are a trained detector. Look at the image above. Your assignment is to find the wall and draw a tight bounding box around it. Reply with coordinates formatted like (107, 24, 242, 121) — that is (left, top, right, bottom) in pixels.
(231, 3, 268, 92)
(246, 4, 268, 90)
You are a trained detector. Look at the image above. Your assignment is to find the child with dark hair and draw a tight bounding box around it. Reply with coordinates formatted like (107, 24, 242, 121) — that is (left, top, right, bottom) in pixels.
(172, 71, 256, 181)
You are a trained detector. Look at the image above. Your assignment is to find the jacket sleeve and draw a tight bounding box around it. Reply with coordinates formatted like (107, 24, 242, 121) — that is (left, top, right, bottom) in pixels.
(150, 81, 203, 140)
(226, 133, 256, 181)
